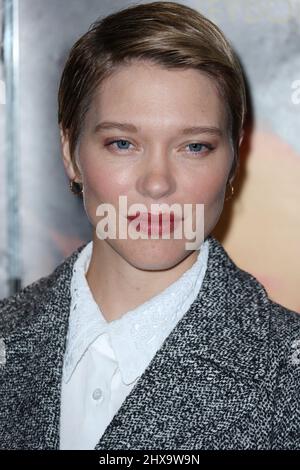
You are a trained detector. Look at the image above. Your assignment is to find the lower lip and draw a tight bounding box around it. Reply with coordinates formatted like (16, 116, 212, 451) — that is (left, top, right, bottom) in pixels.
(127, 215, 177, 236)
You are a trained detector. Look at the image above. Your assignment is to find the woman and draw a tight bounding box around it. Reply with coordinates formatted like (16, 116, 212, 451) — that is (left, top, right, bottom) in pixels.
(0, 1, 300, 450)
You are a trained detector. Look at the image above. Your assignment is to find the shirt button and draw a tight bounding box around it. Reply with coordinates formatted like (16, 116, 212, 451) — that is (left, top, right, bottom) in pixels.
(92, 388, 104, 401)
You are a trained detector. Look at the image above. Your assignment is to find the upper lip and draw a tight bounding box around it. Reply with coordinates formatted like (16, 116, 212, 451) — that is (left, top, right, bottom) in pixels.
(127, 212, 183, 222)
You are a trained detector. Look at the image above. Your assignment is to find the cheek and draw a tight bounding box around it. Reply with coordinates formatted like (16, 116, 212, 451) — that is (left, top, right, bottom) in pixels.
(182, 145, 232, 205)
(186, 169, 227, 205)
(80, 158, 131, 204)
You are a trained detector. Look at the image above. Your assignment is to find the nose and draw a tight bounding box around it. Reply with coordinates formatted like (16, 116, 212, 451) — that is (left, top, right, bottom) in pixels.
(135, 147, 176, 200)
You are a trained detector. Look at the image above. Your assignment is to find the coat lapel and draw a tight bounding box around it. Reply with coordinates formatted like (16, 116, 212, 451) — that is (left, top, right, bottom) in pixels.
(94, 236, 270, 449)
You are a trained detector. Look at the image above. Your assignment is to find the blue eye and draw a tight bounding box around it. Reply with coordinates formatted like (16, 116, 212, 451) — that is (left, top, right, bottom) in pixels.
(109, 139, 132, 150)
(187, 143, 212, 154)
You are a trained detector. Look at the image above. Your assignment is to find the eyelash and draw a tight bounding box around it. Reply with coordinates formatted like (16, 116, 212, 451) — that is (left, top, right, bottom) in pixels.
(104, 139, 215, 156)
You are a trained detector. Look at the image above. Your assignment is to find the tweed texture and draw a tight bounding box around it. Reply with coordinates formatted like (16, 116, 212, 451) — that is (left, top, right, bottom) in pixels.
(0, 235, 300, 450)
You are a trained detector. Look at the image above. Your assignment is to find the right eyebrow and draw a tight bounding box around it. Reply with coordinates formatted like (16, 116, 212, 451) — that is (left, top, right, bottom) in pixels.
(93, 121, 138, 133)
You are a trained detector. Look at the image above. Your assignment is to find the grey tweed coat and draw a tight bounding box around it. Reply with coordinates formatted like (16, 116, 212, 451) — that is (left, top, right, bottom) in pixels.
(0, 235, 300, 450)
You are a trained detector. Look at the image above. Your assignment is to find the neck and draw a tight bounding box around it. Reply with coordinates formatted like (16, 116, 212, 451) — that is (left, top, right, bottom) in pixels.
(85, 233, 199, 322)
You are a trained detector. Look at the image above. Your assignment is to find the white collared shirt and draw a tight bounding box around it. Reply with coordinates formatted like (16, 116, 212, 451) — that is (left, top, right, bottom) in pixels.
(59, 239, 210, 449)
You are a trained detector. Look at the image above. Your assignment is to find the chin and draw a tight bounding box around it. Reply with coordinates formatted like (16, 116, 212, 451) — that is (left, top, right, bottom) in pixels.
(110, 238, 192, 271)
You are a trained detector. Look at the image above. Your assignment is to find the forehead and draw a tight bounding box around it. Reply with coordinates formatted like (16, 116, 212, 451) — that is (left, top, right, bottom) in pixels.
(87, 62, 227, 132)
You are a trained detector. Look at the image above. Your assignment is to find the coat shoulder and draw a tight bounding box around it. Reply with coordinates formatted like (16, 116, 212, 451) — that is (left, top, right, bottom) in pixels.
(265, 300, 300, 448)
(209, 236, 300, 359)
(212, 235, 300, 330)
(0, 243, 87, 334)
(235, 261, 300, 343)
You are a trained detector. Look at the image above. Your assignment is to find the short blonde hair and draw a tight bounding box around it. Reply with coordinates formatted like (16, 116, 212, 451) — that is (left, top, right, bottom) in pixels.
(58, 1, 247, 184)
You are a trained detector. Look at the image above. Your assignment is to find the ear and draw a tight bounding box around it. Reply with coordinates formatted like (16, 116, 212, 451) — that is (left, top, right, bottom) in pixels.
(59, 126, 81, 181)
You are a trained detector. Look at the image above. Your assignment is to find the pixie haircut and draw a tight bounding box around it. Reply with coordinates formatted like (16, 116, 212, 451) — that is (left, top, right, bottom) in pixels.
(58, 1, 247, 184)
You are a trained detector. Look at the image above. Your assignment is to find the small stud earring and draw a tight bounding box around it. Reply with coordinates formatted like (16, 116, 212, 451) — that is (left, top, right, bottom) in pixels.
(69, 178, 83, 196)
(225, 181, 234, 201)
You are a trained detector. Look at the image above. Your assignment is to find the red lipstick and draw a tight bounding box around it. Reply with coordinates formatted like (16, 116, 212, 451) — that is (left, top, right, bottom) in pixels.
(127, 211, 179, 236)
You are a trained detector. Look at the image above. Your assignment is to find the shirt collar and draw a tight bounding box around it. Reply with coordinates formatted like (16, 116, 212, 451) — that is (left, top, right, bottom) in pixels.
(63, 239, 210, 385)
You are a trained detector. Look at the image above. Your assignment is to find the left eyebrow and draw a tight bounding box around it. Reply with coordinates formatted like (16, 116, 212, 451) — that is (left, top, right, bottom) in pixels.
(93, 121, 224, 137)
(180, 126, 223, 137)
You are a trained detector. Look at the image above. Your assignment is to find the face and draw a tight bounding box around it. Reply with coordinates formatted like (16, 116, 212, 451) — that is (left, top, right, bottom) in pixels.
(61, 61, 234, 270)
